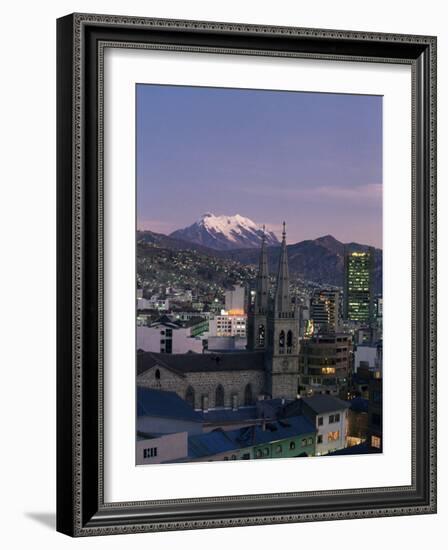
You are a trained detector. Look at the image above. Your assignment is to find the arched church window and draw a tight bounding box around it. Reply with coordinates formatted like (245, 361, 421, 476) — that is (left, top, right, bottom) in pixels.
(185, 386, 195, 408)
(279, 330, 285, 352)
(215, 384, 225, 408)
(257, 324, 265, 346)
(287, 330, 293, 352)
(155, 369, 161, 380)
(244, 383, 253, 406)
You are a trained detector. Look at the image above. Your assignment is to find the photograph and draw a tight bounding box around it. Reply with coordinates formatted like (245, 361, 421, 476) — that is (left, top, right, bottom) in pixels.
(135, 84, 383, 465)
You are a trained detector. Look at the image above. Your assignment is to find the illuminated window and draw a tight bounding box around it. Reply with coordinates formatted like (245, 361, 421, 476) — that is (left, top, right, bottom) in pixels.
(328, 431, 340, 442)
(371, 435, 381, 449)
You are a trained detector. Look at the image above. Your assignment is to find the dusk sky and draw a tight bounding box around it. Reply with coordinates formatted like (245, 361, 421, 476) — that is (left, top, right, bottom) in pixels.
(136, 84, 382, 248)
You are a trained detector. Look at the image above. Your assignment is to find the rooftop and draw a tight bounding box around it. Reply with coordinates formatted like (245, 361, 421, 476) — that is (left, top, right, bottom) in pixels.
(137, 350, 265, 376)
(137, 387, 204, 423)
(188, 415, 316, 459)
(301, 395, 351, 414)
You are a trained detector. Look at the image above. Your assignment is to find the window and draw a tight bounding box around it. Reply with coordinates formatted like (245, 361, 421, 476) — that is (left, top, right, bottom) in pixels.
(307, 437, 313, 446)
(185, 386, 195, 408)
(255, 449, 262, 458)
(244, 383, 253, 406)
(317, 435, 323, 444)
(317, 416, 323, 426)
(329, 414, 335, 423)
(231, 454, 237, 460)
(275, 445, 282, 454)
(328, 431, 340, 442)
(143, 447, 158, 459)
(279, 330, 285, 350)
(334, 413, 340, 422)
(215, 384, 225, 408)
(301, 438, 307, 447)
(155, 369, 161, 380)
(257, 324, 265, 346)
(289, 441, 296, 450)
(263, 447, 269, 456)
(287, 330, 293, 349)
(371, 435, 381, 449)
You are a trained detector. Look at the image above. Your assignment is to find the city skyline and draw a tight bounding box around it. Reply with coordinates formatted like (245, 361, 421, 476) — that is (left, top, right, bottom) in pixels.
(137, 84, 383, 247)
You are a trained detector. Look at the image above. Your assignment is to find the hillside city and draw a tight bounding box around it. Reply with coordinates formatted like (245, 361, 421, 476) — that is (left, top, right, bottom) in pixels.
(136, 214, 383, 465)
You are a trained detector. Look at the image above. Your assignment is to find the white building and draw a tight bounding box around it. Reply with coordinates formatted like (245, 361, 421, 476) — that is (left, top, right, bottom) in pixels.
(301, 395, 350, 455)
(136, 432, 188, 465)
(137, 317, 205, 354)
(208, 313, 247, 338)
(224, 285, 245, 313)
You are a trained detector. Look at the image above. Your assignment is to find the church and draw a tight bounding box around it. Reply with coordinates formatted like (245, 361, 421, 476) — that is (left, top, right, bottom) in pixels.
(137, 224, 300, 410)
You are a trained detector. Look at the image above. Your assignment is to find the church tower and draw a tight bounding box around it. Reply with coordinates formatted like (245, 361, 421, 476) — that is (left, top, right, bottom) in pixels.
(247, 227, 269, 350)
(265, 223, 300, 400)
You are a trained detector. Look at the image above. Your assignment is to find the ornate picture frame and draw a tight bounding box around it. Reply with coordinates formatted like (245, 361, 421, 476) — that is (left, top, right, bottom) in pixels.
(57, 13, 437, 536)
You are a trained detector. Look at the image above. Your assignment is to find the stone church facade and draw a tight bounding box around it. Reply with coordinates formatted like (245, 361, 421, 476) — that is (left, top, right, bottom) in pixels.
(137, 224, 300, 410)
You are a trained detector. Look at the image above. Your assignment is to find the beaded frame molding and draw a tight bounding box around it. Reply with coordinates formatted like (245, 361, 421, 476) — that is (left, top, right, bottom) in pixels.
(56, 13, 437, 537)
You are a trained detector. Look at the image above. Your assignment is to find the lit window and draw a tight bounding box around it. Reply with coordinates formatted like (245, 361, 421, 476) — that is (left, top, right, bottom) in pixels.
(371, 435, 381, 449)
(328, 431, 340, 442)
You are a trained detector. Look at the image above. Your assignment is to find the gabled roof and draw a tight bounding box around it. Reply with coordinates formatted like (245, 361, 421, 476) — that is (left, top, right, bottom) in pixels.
(188, 415, 316, 458)
(137, 386, 203, 423)
(301, 395, 351, 414)
(137, 350, 265, 376)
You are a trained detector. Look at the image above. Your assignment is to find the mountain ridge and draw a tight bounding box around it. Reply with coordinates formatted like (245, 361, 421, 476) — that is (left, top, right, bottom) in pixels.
(137, 228, 382, 291)
(169, 213, 279, 251)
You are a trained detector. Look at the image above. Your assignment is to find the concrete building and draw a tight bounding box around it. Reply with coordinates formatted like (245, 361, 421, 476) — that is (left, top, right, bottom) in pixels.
(310, 289, 340, 333)
(137, 316, 207, 354)
(137, 432, 188, 465)
(300, 395, 350, 455)
(208, 313, 247, 338)
(298, 333, 353, 397)
(224, 285, 245, 314)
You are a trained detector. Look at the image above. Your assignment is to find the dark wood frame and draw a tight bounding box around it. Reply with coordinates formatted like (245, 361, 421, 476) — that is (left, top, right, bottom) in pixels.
(57, 13, 437, 537)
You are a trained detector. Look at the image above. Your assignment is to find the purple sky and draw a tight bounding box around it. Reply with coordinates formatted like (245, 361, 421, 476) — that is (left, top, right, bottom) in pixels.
(137, 84, 382, 247)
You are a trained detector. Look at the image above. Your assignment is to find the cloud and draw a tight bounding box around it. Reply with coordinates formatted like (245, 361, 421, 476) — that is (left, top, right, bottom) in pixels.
(232, 182, 382, 203)
(303, 183, 382, 202)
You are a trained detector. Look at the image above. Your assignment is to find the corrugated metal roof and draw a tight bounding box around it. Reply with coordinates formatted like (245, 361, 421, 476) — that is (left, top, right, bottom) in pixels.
(188, 415, 316, 458)
(137, 387, 204, 423)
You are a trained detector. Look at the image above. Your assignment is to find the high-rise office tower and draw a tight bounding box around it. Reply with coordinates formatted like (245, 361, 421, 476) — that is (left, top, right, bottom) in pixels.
(310, 289, 340, 333)
(343, 248, 374, 325)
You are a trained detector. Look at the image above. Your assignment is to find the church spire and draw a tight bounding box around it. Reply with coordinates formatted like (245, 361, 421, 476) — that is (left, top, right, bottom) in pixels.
(274, 222, 291, 313)
(255, 225, 269, 313)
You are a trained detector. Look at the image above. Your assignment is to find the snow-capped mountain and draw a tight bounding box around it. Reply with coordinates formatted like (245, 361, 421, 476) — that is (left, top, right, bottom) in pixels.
(169, 213, 280, 250)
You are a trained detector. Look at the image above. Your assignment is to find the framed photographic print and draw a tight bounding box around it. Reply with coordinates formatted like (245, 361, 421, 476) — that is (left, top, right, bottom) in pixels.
(56, 13, 437, 536)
